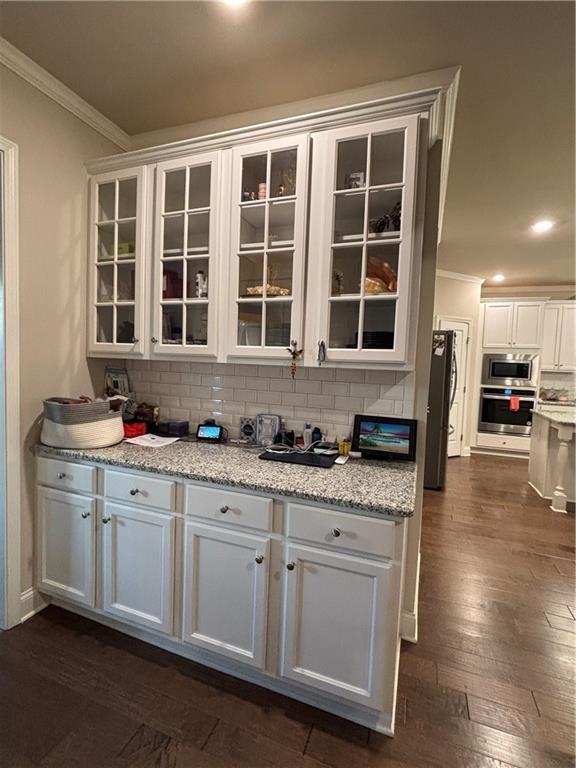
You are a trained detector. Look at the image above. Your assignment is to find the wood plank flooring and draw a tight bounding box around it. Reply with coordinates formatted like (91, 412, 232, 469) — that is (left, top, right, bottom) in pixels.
(1, 454, 574, 767)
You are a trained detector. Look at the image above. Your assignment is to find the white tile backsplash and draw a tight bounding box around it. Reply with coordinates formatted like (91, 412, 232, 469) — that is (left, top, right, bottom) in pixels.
(122, 360, 416, 440)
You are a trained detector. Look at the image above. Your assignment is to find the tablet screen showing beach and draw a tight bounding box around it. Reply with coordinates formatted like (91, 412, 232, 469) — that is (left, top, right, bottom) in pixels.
(358, 420, 411, 454)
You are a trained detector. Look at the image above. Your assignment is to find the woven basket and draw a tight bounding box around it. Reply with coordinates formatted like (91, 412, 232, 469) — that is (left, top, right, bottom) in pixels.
(43, 398, 111, 425)
(40, 412, 124, 449)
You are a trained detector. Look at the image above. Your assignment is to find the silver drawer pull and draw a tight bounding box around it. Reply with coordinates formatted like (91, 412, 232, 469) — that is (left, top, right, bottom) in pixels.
(102, 516, 111, 524)
(57, 472, 66, 480)
(255, 554, 264, 565)
(81, 511, 91, 519)
(331, 527, 342, 538)
(220, 505, 229, 514)
(286, 561, 295, 571)
(129, 488, 139, 496)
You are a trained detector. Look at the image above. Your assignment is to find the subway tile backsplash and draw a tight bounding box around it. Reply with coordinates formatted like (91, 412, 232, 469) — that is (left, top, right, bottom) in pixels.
(122, 360, 415, 440)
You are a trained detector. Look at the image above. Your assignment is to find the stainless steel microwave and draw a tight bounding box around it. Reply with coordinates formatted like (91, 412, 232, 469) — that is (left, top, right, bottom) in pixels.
(481, 353, 539, 388)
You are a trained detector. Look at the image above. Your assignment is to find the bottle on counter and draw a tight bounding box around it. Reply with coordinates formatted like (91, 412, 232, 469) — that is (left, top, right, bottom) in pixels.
(303, 422, 312, 448)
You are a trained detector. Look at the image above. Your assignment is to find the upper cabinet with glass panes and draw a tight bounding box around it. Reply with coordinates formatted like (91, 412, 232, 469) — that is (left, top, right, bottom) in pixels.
(152, 152, 221, 357)
(226, 135, 309, 358)
(305, 115, 420, 365)
(88, 167, 148, 356)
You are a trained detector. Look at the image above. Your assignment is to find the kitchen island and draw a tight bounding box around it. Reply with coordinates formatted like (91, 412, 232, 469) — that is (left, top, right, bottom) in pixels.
(35, 442, 416, 735)
(528, 408, 576, 513)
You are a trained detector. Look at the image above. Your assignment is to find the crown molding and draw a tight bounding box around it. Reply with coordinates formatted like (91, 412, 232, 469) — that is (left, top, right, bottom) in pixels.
(0, 37, 130, 151)
(436, 269, 485, 284)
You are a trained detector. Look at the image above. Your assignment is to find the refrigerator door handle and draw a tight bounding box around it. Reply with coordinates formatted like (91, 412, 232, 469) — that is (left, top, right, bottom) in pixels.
(448, 345, 458, 435)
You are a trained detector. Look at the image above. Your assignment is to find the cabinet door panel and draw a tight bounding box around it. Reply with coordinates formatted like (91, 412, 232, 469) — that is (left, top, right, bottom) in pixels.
(513, 303, 542, 348)
(102, 503, 175, 634)
(37, 487, 95, 606)
(88, 166, 148, 358)
(558, 305, 576, 371)
(483, 303, 513, 348)
(306, 115, 420, 364)
(541, 305, 561, 370)
(152, 152, 221, 357)
(281, 544, 397, 708)
(182, 522, 269, 668)
(227, 134, 309, 359)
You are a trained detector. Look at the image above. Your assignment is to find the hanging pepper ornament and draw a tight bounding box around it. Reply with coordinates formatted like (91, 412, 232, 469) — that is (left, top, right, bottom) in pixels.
(286, 339, 303, 379)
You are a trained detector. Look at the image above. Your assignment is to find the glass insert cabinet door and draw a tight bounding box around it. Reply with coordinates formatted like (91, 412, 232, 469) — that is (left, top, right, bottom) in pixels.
(153, 151, 220, 356)
(88, 167, 147, 356)
(228, 134, 309, 357)
(306, 115, 420, 364)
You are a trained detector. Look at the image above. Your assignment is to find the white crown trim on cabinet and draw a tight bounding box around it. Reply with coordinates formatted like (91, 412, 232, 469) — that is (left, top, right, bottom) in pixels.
(0, 36, 131, 151)
(436, 269, 485, 284)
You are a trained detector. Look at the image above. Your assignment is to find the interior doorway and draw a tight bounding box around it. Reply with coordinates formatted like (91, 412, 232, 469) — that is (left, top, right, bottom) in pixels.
(437, 316, 471, 458)
(0, 135, 21, 630)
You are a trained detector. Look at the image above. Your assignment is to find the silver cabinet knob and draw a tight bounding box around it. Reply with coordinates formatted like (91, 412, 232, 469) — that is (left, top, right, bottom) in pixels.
(286, 562, 295, 571)
(331, 527, 342, 538)
(57, 472, 66, 480)
(102, 516, 111, 524)
(255, 554, 264, 565)
(151, 337, 158, 344)
(81, 511, 91, 519)
(129, 488, 139, 496)
(220, 505, 229, 514)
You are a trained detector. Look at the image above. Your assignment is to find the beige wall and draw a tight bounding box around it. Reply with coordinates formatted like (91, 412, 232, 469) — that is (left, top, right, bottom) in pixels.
(433, 272, 483, 452)
(0, 65, 121, 592)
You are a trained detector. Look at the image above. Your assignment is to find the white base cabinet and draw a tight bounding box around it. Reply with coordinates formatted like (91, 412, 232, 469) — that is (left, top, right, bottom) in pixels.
(37, 487, 96, 607)
(182, 522, 269, 667)
(281, 543, 396, 708)
(101, 502, 175, 634)
(36, 456, 406, 735)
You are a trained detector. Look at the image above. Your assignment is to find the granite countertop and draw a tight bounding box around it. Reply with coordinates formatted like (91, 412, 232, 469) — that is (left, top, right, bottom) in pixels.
(38, 441, 416, 518)
(533, 408, 576, 427)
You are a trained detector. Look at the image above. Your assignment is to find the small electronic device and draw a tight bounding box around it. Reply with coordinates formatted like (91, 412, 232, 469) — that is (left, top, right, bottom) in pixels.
(352, 414, 417, 461)
(259, 450, 337, 468)
(196, 423, 226, 443)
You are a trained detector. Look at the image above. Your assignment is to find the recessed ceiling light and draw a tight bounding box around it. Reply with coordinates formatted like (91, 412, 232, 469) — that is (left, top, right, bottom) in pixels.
(492, 274, 505, 282)
(223, 0, 247, 5)
(531, 219, 554, 233)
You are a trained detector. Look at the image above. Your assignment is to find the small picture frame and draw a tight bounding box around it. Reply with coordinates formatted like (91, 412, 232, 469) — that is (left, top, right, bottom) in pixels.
(346, 171, 365, 189)
(352, 414, 417, 461)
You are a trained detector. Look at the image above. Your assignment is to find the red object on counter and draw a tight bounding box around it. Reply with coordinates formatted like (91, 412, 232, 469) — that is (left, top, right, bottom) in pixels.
(509, 396, 520, 412)
(123, 422, 147, 438)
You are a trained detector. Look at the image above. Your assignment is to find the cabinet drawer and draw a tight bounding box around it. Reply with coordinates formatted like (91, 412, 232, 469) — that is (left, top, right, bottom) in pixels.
(37, 457, 96, 495)
(476, 433, 530, 452)
(286, 503, 398, 559)
(185, 485, 272, 531)
(104, 470, 176, 511)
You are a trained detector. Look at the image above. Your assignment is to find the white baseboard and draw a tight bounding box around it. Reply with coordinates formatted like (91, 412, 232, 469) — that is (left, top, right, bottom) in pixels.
(400, 610, 418, 643)
(20, 587, 49, 622)
(461, 446, 471, 457)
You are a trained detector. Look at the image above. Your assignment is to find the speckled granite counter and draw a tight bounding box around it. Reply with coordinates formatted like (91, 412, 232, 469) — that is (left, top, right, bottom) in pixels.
(38, 441, 416, 518)
(532, 407, 576, 427)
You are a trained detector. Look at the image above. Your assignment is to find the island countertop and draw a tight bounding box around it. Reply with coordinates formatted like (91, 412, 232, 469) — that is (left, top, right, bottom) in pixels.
(532, 407, 576, 427)
(38, 441, 417, 518)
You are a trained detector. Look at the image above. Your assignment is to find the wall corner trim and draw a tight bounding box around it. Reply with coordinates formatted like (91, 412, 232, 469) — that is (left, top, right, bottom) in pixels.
(436, 269, 485, 284)
(20, 587, 49, 623)
(0, 36, 131, 151)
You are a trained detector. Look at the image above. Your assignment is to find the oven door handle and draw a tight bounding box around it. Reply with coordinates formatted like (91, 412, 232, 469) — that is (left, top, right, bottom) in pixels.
(482, 394, 535, 402)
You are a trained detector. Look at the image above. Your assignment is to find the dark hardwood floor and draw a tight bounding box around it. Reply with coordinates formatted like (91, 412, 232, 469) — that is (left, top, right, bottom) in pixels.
(1, 454, 574, 767)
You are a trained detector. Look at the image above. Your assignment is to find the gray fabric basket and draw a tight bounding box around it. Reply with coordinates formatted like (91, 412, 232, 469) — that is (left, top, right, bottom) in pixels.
(43, 398, 111, 426)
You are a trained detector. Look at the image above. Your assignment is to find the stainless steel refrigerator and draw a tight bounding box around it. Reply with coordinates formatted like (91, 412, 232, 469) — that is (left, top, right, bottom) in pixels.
(424, 330, 457, 490)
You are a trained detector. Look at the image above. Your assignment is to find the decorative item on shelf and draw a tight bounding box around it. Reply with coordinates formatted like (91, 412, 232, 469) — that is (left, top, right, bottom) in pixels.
(286, 338, 303, 379)
(277, 184, 285, 197)
(364, 259, 398, 293)
(195, 270, 208, 298)
(369, 201, 402, 236)
(333, 269, 344, 295)
(345, 171, 365, 189)
(117, 242, 133, 256)
(242, 189, 252, 202)
(245, 284, 290, 297)
(258, 182, 267, 200)
(281, 166, 296, 196)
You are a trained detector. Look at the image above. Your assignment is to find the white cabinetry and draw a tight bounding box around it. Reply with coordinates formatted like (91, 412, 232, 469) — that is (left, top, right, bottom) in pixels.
(101, 502, 175, 634)
(153, 151, 221, 357)
(37, 487, 95, 607)
(482, 301, 543, 349)
(182, 521, 269, 667)
(281, 543, 396, 707)
(541, 302, 576, 372)
(88, 167, 149, 357)
(306, 115, 420, 365)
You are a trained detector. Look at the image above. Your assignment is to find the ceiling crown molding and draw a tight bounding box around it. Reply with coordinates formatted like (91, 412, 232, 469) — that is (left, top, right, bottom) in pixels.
(436, 269, 485, 284)
(0, 36, 131, 151)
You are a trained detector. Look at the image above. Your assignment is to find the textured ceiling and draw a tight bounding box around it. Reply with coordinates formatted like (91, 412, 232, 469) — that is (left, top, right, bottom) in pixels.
(0, 1, 574, 286)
